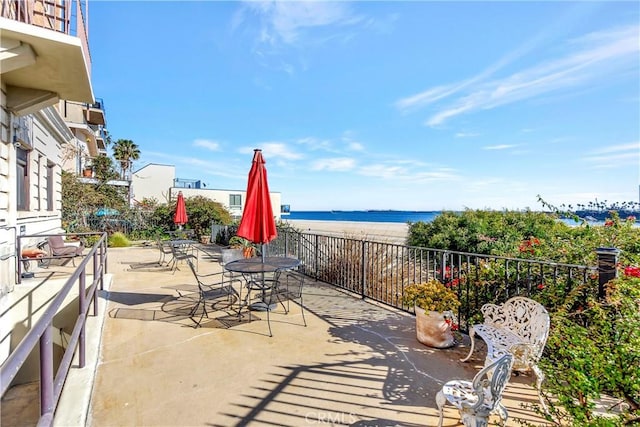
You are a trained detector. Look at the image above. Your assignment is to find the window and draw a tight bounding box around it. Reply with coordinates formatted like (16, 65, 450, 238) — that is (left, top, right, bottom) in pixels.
(47, 162, 55, 211)
(229, 194, 242, 208)
(16, 147, 29, 211)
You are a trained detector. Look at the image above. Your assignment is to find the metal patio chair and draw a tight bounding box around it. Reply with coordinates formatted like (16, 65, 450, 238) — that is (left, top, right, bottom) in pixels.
(169, 242, 197, 273)
(436, 353, 514, 427)
(156, 238, 174, 266)
(263, 271, 306, 337)
(185, 258, 236, 327)
(41, 235, 85, 267)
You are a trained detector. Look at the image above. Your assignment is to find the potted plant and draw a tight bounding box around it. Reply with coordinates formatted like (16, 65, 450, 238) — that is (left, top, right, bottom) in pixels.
(403, 279, 461, 348)
(82, 160, 94, 177)
(229, 236, 256, 258)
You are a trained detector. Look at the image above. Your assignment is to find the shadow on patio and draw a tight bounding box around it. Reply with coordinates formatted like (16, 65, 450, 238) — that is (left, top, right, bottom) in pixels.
(51, 245, 550, 426)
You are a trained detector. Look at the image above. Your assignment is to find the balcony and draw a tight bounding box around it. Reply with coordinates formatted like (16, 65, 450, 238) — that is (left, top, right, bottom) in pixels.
(0, 0, 93, 115)
(85, 98, 106, 126)
(2, 244, 547, 426)
(92, 125, 108, 152)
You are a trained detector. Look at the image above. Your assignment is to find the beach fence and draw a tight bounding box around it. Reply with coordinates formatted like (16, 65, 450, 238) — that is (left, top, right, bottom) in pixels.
(266, 228, 600, 333)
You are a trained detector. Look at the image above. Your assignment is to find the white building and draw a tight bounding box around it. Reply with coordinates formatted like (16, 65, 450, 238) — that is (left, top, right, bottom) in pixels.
(131, 163, 282, 220)
(1, 2, 99, 293)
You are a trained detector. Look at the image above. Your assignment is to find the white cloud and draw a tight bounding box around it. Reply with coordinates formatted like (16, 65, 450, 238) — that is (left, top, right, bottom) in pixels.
(455, 132, 480, 138)
(242, 1, 360, 46)
(357, 163, 460, 182)
(253, 142, 304, 161)
(483, 144, 517, 150)
(582, 142, 640, 168)
(297, 137, 333, 151)
(193, 139, 221, 151)
(589, 141, 639, 155)
(399, 24, 639, 127)
(347, 141, 364, 151)
(311, 157, 356, 171)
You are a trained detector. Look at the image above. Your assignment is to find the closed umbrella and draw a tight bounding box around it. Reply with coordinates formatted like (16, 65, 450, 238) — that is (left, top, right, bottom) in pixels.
(173, 191, 188, 229)
(237, 149, 277, 260)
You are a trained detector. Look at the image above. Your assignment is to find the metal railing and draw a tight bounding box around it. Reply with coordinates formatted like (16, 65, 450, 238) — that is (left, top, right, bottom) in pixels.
(86, 97, 105, 111)
(212, 224, 599, 330)
(266, 228, 598, 331)
(1, 233, 108, 427)
(1, 0, 90, 74)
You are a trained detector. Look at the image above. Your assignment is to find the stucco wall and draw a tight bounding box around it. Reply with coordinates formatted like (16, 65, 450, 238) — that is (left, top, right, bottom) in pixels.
(170, 187, 282, 221)
(131, 164, 175, 204)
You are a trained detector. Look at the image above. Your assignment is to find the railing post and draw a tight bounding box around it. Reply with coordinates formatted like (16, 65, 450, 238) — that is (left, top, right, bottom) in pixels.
(314, 234, 319, 280)
(16, 235, 22, 284)
(40, 325, 54, 416)
(93, 249, 98, 315)
(440, 251, 447, 282)
(103, 234, 108, 278)
(596, 247, 620, 299)
(284, 231, 289, 256)
(79, 269, 86, 368)
(361, 240, 367, 299)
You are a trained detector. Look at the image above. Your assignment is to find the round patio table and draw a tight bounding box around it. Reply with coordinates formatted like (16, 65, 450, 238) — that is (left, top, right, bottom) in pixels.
(225, 256, 301, 311)
(224, 256, 301, 274)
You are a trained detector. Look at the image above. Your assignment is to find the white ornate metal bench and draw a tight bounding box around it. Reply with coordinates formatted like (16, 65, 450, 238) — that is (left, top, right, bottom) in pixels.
(460, 296, 550, 408)
(436, 353, 514, 427)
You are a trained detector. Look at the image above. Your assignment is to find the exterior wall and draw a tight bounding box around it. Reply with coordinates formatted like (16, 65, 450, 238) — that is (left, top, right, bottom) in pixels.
(169, 187, 282, 221)
(0, 105, 70, 296)
(131, 163, 283, 220)
(1, 82, 12, 292)
(131, 164, 175, 204)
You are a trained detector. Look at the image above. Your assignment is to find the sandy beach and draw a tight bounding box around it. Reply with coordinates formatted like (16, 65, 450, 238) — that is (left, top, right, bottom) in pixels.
(282, 219, 409, 243)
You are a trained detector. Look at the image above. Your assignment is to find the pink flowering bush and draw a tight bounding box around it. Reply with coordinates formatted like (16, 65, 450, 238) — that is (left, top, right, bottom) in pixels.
(407, 199, 640, 425)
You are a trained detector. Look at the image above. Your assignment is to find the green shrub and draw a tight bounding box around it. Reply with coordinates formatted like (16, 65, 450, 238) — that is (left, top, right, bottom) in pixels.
(108, 232, 131, 247)
(408, 202, 640, 424)
(538, 272, 640, 425)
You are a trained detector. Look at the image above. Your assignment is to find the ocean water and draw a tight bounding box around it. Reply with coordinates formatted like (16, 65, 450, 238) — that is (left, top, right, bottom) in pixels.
(285, 210, 615, 227)
(285, 210, 441, 223)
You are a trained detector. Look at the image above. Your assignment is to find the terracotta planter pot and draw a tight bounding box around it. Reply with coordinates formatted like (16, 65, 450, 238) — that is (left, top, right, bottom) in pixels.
(415, 306, 456, 349)
(243, 247, 255, 258)
(82, 169, 93, 177)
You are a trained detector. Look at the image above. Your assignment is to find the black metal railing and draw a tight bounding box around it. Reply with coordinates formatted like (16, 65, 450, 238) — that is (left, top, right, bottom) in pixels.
(211, 224, 598, 331)
(2, 233, 108, 427)
(267, 228, 598, 331)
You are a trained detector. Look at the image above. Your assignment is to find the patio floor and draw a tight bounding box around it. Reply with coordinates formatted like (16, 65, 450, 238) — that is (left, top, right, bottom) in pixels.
(6, 244, 551, 426)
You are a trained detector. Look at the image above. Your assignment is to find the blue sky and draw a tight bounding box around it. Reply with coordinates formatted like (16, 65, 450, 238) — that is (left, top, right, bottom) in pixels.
(90, 1, 639, 211)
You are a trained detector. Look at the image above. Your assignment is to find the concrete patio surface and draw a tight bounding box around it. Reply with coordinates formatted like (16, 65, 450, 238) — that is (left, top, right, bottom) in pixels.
(4, 244, 551, 426)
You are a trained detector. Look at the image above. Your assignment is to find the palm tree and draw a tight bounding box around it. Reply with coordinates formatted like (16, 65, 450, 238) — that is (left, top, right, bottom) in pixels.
(112, 139, 140, 180)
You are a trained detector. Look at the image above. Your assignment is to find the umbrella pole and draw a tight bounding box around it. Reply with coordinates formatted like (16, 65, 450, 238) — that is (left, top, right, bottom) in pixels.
(261, 243, 265, 263)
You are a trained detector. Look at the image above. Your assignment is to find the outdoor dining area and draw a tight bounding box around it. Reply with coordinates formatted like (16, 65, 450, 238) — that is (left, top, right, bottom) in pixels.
(72, 243, 549, 427)
(2, 149, 551, 427)
(89, 150, 549, 426)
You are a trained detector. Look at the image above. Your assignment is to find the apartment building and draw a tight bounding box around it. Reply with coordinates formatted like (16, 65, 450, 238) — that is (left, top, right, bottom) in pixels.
(0, 0, 102, 293)
(131, 163, 283, 220)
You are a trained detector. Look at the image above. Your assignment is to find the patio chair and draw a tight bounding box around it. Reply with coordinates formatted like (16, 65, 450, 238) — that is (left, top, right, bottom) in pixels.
(263, 271, 306, 337)
(156, 238, 174, 266)
(43, 235, 85, 267)
(220, 248, 243, 284)
(170, 242, 197, 273)
(185, 258, 236, 327)
(435, 353, 514, 427)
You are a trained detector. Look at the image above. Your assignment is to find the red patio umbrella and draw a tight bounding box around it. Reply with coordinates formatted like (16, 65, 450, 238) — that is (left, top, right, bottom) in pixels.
(237, 149, 277, 258)
(173, 191, 188, 229)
